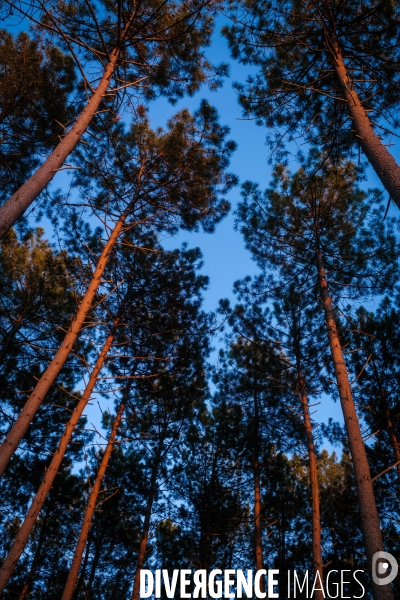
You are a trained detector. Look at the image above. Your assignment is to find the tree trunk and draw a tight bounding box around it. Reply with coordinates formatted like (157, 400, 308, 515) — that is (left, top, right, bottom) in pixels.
(370, 362, 400, 482)
(61, 390, 129, 600)
(74, 536, 92, 600)
(0, 176, 143, 478)
(384, 408, 400, 482)
(297, 371, 324, 600)
(84, 530, 105, 600)
(253, 388, 265, 595)
(0, 6, 140, 240)
(331, 41, 400, 211)
(0, 314, 122, 595)
(0, 48, 120, 240)
(316, 248, 394, 600)
(17, 503, 51, 600)
(131, 437, 165, 600)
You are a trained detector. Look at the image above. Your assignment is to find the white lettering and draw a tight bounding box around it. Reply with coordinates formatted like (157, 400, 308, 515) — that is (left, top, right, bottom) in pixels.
(268, 570, 279, 598)
(237, 569, 253, 598)
(353, 570, 365, 599)
(180, 570, 192, 598)
(326, 570, 338, 599)
(294, 570, 308, 598)
(254, 570, 266, 599)
(140, 570, 153, 598)
(224, 569, 236, 597)
(193, 570, 207, 598)
(209, 570, 223, 598)
(311, 572, 325, 598)
(341, 570, 351, 598)
(162, 570, 179, 599)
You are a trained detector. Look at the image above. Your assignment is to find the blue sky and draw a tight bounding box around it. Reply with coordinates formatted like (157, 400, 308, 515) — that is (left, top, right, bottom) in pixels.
(7, 10, 399, 442)
(148, 15, 271, 315)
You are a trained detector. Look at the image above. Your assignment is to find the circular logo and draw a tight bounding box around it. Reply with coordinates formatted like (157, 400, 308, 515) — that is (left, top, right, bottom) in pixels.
(372, 552, 398, 586)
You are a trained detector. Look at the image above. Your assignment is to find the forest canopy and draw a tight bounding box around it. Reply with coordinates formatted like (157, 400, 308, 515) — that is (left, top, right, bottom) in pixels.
(1, 1, 400, 599)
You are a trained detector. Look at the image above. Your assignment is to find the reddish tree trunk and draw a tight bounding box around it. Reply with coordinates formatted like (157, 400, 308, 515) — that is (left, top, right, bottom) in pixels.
(131, 438, 164, 600)
(74, 537, 92, 599)
(297, 371, 324, 599)
(61, 392, 129, 600)
(84, 531, 105, 600)
(0, 177, 143, 478)
(0, 12, 139, 240)
(0, 315, 122, 595)
(316, 248, 394, 600)
(0, 50, 119, 240)
(331, 42, 400, 210)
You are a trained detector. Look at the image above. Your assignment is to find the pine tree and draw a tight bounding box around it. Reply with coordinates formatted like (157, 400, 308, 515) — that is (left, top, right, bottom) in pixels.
(219, 297, 326, 596)
(235, 155, 400, 599)
(0, 103, 236, 477)
(0, 30, 76, 201)
(348, 300, 400, 482)
(223, 0, 400, 209)
(0, 0, 226, 237)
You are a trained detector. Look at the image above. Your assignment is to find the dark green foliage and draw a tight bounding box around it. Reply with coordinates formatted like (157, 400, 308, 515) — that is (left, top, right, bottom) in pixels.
(64, 102, 237, 236)
(2, 9, 400, 596)
(236, 156, 399, 302)
(0, 30, 76, 198)
(223, 0, 400, 159)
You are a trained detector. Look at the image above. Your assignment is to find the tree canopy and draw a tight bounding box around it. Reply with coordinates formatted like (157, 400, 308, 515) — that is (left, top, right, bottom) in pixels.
(1, 5, 400, 599)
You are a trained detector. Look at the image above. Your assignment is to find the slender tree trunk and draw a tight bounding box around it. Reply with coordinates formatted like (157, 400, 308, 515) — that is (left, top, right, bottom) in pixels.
(74, 536, 92, 600)
(253, 388, 265, 595)
(109, 568, 124, 600)
(228, 534, 234, 570)
(371, 367, 400, 482)
(0, 314, 122, 595)
(331, 41, 400, 210)
(131, 438, 165, 600)
(297, 371, 324, 600)
(0, 178, 142, 478)
(84, 531, 105, 600)
(316, 248, 394, 600)
(61, 388, 130, 600)
(384, 408, 400, 482)
(17, 504, 50, 600)
(0, 8, 140, 240)
(330, 526, 339, 567)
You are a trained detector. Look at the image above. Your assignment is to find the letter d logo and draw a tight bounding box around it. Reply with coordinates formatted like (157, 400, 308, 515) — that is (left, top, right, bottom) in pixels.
(372, 552, 398, 586)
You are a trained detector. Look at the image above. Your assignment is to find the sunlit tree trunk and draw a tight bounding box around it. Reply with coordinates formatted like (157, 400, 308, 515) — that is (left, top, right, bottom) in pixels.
(131, 436, 165, 600)
(330, 40, 400, 210)
(316, 248, 394, 600)
(297, 370, 324, 599)
(0, 169, 143, 477)
(61, 388, 130, 600)
(0, 11, 139, 240)
(0, 313, 123, 595)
